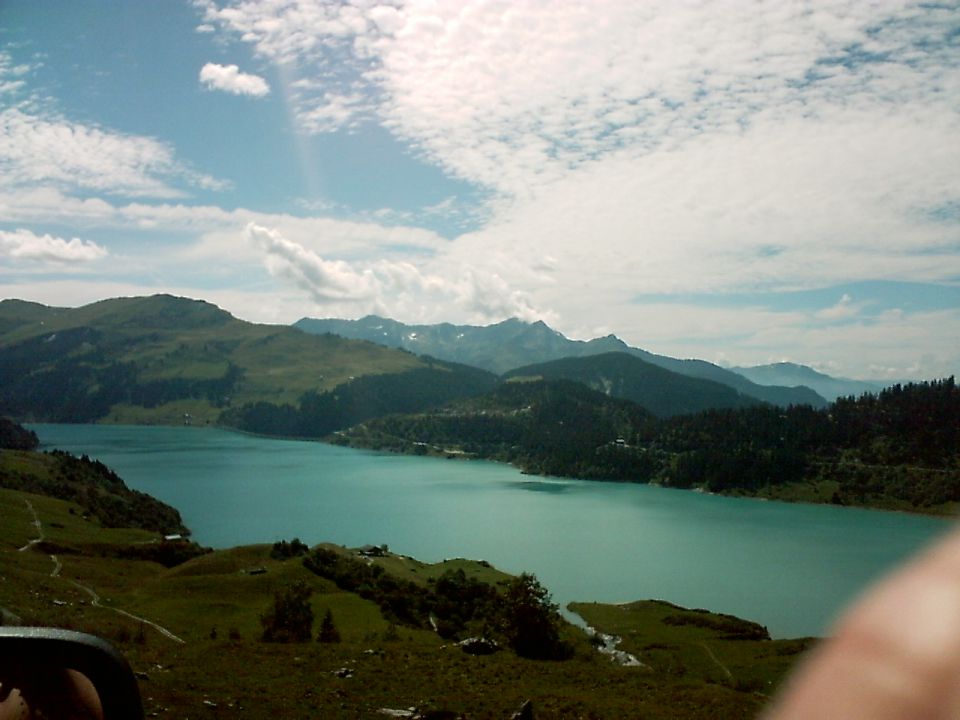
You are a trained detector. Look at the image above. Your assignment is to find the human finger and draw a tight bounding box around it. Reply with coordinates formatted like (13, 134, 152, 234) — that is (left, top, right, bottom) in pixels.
(765, 526, 960, 720)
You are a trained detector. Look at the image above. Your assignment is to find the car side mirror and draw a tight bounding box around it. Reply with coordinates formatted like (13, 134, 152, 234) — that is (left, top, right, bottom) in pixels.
(0, 628, 143, 720)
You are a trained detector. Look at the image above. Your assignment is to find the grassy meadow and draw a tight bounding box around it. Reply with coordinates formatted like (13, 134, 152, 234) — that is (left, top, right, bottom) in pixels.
(0, 479, 816, 719)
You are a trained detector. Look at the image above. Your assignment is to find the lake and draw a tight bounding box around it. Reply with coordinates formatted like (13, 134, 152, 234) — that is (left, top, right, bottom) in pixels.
(31, 423, 950, 639)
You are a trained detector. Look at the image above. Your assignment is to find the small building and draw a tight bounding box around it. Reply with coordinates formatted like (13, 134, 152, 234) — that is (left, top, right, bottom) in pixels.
(359, 544, 387, 557)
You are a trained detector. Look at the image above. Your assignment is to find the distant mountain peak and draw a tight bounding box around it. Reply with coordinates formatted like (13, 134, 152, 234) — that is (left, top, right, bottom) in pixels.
(294, 314, 828, 408)
(731, 362, 883, 402)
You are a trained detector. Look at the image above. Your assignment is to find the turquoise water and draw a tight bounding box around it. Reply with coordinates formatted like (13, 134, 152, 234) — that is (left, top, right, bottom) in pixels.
(31, 423, 950, 638)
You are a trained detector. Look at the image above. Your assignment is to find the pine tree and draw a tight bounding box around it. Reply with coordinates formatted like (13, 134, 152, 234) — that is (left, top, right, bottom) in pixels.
(317, 608, 341, 643)
(260, 581, 314, 642)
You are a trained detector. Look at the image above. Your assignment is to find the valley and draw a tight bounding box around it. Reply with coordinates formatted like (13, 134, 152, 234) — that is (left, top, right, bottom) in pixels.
(2, 294, 956, 516)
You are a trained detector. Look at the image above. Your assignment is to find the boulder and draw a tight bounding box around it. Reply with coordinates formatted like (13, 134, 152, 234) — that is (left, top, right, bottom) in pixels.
(456, 636, 499, 656)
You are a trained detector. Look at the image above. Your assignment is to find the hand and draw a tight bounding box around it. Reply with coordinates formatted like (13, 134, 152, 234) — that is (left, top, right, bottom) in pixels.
(766, 526, 960, 719)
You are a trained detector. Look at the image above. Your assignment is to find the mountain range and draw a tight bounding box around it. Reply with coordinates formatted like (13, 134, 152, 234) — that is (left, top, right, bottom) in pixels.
(729, 362, 883, 402)
(3, 294, 893, 436)
(0, 295, 490, 427)
(295, 315, 828, 408)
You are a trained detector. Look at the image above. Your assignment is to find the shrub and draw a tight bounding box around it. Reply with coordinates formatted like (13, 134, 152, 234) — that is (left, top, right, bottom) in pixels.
(317, 609, 341, 643)
(260, 581, 314, 642)
(496, 573, 572, 660)
(270, 538, 309, 560)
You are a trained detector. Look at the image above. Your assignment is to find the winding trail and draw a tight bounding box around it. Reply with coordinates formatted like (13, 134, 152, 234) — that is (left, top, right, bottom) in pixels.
(16, 496, 185, 644)
(17, 499, 44, 552)
(68, 579, 186, 644)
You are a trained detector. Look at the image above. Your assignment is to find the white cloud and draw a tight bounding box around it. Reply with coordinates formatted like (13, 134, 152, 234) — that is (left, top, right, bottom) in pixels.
(3, 2, 957, 379)
(0, 50, 31, 96)
(611, 301, 960, 382)
(201, 0, 960, 192)
(0, 108, 225, 198)
(297, 91, 368, 133)
(816, 294, 860, 321)
(199, 0, 960, 311)
(199, 62, 270, 97)
(246, 222, 546, 323)
(0, 228, 107, 264)
(0, 187, 449, 262)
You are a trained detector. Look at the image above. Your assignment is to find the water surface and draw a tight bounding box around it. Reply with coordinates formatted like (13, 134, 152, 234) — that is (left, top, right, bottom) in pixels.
(32, 423, 950, 638)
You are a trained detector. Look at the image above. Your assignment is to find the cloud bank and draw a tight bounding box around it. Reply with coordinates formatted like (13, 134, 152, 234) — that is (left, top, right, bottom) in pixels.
(0, 108, 225, 198)
(246, 222, 546, 323)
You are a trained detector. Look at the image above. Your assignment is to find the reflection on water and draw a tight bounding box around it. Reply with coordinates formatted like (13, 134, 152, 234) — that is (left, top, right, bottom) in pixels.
(511, 480, 572, 494)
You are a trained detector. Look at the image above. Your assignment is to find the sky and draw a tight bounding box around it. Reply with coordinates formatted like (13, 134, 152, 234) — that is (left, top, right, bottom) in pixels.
(0, 0, 958, 381)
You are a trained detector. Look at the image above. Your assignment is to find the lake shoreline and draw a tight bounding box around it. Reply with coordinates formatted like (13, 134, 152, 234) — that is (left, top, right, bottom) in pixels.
(37, 419, 958, 519)
(27, 422, 950, 639)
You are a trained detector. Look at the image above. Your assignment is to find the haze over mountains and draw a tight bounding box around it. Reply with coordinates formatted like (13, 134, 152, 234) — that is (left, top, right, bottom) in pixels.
(295, 315, 828, 408)
(730, 363, 883, 402)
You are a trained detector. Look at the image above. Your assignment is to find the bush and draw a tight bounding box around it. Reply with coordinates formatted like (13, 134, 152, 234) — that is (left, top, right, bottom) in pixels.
(270, 538, 310, 560)
(317, 609, 341, 643)
(496, 573, 572, 660)
(261, 581, 314, 642)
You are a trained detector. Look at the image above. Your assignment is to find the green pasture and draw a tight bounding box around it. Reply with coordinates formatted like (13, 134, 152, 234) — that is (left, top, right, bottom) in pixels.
(569, 599, 814, 695)
(0, 482, 795, 718)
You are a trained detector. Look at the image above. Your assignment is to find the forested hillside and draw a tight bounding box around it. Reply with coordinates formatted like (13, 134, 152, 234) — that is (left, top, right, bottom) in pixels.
(340, 380, 658, 480)
(340, 378, 960, 513)
(503, 352, 760, 417)
(220, 360, 497, 438)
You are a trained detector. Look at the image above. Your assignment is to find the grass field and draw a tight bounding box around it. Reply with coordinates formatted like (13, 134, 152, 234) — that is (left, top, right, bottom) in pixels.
(0, 484, 810, 718)
(568, 600, 815, 695)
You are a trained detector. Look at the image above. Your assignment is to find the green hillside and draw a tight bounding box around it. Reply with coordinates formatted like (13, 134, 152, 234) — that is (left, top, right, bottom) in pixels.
(503, 352, 760, 417)
(0, 295, 476, 427)
(0, 438, 808, 719)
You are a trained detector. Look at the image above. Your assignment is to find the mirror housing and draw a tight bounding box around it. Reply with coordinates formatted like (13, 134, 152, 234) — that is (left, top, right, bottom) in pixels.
(0, 627, 143, 719)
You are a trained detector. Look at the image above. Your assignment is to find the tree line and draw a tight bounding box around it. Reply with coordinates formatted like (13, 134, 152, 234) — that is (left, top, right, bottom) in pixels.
(299, 546, 571, 659)
(341, 377, 960, 511)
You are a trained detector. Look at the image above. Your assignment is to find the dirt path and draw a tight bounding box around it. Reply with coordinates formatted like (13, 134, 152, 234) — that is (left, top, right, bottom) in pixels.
(699, 642, 733, 680)
(16, 497, 185, 644)
(17, 498, 44, 552)
(68, 579, 186, 644)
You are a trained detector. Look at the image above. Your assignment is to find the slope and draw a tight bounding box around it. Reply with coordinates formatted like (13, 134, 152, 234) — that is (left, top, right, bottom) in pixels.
(503, 352, 760, 417)
(0, 438, 800, 719)
(0, 295, 455, 426)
